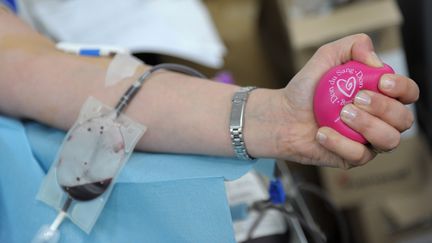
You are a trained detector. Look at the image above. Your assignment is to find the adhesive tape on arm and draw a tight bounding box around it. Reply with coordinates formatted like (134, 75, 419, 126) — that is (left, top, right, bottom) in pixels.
(105, 54, 143, 87)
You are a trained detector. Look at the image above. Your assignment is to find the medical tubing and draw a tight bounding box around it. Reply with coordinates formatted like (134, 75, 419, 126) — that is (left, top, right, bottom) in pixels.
(114, 63, 206, 116)
(52, 197, 73, 231)
(50, 211, 67, 232)
(246, 210, 266, 240)
(247, 200, 326, 242)
(276, 160, 347, 242)
(32, 199, 71, 243)
(36, 63, 205, 240)
(62, 197, 73, 212)
(277, 205, 327, 243)
(296, 183, 350, 243)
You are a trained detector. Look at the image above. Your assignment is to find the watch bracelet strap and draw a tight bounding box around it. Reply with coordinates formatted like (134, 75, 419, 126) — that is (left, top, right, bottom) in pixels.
(229, 86, 257, 160)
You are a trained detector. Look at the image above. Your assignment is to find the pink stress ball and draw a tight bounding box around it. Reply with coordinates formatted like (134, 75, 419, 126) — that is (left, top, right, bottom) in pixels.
(313, 60, 394, 144)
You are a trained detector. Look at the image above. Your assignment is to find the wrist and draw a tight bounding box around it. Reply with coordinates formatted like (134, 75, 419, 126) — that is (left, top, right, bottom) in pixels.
(242, 88, 287, 159)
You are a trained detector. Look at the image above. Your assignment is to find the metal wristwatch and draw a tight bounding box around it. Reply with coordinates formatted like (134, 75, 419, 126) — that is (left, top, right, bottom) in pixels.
(229, 86, 257, 160)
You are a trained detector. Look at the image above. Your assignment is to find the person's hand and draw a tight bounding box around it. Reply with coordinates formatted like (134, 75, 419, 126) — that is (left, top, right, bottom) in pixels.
(278, 34, 419, 168)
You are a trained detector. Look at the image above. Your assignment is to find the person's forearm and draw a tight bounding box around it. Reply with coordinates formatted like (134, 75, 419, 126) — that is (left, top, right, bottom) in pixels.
(1, 50, 280, 158)
(0, 11, 281, 158)
(0, 11, 420, 168)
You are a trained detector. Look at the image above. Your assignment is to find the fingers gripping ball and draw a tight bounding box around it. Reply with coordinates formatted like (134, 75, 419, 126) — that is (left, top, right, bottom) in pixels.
(313, 61, 394, 143)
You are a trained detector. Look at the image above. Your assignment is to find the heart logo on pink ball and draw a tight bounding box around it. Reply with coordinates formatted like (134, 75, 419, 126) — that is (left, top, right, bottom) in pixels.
(337, 76, 357, 98)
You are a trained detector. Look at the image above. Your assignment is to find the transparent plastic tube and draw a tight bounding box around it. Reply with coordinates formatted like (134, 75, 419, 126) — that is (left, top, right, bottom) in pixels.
(33, 63, 206, 239)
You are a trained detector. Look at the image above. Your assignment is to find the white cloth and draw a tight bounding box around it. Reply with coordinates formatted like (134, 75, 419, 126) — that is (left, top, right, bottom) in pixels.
(16, 0, 226, 68)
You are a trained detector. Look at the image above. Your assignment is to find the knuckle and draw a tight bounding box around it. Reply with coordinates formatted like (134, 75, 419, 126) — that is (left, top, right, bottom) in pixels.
(317, 43, 334, 55)
(357, 149, 371, 166)
(378, 97, 391, 115)
(412, 82, 420, 102)
(354, 33, 371, 43)
(386, 133, 401, 151)
(339, 160, 352, 170)
(357, 115, 374, 134)
(347, 147, 369, 166)
(404, 110, 415, 130)
(351, 152, 365, 165)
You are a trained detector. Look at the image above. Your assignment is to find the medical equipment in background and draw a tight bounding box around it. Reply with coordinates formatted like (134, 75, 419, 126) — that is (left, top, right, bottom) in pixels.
(32, 63, 206, 243)
(232, 160, 350, 243)
(56, 42, 130, 57)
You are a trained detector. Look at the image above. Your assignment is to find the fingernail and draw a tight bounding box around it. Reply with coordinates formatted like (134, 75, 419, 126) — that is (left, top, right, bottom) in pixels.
(380, 79, 395, 91)
(355, 91, 371, 106)
(368, 51, 384, 67)
(316, 131, 327, 143)
(341, 105, 357, 121)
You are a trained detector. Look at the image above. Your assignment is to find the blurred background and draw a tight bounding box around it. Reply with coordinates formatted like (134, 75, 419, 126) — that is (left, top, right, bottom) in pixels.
(198, 0, 432, 242)
(18, 0, 432, 242)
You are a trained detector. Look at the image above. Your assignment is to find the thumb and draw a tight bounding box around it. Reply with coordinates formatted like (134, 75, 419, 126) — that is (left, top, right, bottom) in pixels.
(364, 51, 384, 68)
(347, 34, 384, 68)
(298, 34, 384, 84)
(312, 33, 384, 69)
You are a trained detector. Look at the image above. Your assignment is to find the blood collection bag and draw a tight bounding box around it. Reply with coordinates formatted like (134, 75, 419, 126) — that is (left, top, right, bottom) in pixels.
(36, 97, 146, 233)
(35, 63, 203, 239)
(56, 115, 125, 201)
